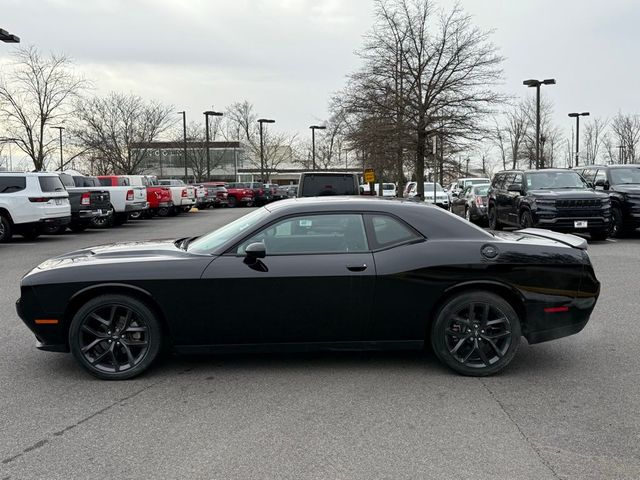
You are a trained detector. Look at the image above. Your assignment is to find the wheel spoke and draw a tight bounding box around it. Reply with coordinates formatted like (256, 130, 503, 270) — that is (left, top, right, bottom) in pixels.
(467, 303, 475, 322)
(481, 304, 490, 326)
(90, 313, 110, 328)
(450, 335, 470, 354)
(124, 326, 147, 333)
(82, 324, 108, 338)
(110, 349, 120, 372)
(477, 343, 490, 366)
(108, 306, 117, 326)
(481, 335, 504, 358)
(486, 317, 508, 327)
(461, 344, 476, 364)
(485, 330, 511, 340)
(121, 342, 136, 366)
(81, 338, 106, 353)
(121, 338, 148, 347)
(121, 309, 133, 331)
(90, 344, 113, 365)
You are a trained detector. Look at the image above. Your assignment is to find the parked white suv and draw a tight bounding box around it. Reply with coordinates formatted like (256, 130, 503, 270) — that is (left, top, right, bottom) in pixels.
(0, 172, 71, 242)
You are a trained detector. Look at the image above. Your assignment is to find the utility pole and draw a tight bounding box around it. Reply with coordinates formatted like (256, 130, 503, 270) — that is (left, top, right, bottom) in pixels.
(204, 110, 223, 181)
(568, 112, 590, 167)
(178, 111, 188, 182)
(51, 126, 65, 171)
(257, 118, 275, 182)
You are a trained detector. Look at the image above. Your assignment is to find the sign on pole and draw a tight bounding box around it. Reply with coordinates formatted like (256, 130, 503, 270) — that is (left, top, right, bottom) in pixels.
(364, 168, 376, 184)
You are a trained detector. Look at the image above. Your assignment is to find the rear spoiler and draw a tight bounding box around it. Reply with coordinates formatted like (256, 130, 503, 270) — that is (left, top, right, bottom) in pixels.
(515, 228, 588, 250)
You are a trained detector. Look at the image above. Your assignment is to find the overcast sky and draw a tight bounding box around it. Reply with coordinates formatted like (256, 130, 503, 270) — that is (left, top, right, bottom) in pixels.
(3, 0, 640, 151)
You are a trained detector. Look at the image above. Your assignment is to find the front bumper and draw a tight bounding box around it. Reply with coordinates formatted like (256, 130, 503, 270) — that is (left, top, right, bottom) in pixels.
(16, 296, 69, 353)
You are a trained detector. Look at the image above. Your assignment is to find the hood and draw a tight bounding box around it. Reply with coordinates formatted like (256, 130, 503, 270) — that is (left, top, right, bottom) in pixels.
(528, 189, 608, 199)
(611, 184, 640, 194)
(32, 239, 192, 272)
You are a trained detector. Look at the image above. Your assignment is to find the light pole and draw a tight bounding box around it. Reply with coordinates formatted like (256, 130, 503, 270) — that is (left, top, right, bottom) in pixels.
(257, 118, 275, 182)
(51, 126, 65, 171)
(568, 112, 590, 167)
(203, 110, 223, 181)
(0, 137, 18, 171)
(177, 111, 188, 182)
(523, 78, 556, 169)
(0, 28, 19, 43)
(309, 125, 326, 170)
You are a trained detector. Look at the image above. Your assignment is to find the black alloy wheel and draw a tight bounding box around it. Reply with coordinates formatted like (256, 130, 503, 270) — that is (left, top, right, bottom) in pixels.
(227, 196, 237, 208)
(92, 210, 114, 228)
(431, 291, 521, 376)
(157, 207, 170, 217)
(519, 210, 533, 229)
(69, 294, 162, 380)
(488, 206, 502, 230)
(0, 215, 13, 243)
(610, 207, 625, 238)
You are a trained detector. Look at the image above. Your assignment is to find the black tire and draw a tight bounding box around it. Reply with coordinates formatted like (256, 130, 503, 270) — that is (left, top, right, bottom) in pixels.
(519, 210, 533, 229)
(92, 210, 114, 229)
(590, 230, 609, 241)
(430, 291, 521, 376)
(181, 206, 192, 213)
(21, 227, 41, 240)
(228, 196, 237, 208)
(245, 201, 254, 208)
(113, 213, 129, 226)
(157, 207, 170, 217)
(69, 222, 89, 233)
(0, 214, 13, 243)
(610, 207, 625, 238)
(68, 294, 162, 380)
(488, 205, 502, 231)
(42, 225, 64, 235)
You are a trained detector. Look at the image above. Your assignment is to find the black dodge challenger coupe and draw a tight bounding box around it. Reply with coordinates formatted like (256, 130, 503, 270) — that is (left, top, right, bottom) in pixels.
(17, 197, 600, 380)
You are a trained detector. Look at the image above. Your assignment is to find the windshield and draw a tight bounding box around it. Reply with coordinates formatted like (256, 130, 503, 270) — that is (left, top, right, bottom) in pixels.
(188, 207, 271, 254)
(610, 168, 640, 185)
(465, 178, 490, 186)
(422, 182, 444, 192)
(527, 171, 588, 190)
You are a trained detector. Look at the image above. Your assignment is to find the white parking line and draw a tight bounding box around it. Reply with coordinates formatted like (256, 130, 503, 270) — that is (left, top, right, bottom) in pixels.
(606, 239, 617, 243)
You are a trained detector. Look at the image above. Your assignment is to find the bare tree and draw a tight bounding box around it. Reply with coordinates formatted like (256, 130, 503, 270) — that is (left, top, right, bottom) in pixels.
(74, 92, 174, 174)
(582, 117, 608, 165)
(0, 46, 88, 170)
(610, 112, 640, 164)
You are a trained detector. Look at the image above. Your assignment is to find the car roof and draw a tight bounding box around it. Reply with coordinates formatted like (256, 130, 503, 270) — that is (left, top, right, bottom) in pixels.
(496, 168, 575, 174)
(0, 171, 64, 177)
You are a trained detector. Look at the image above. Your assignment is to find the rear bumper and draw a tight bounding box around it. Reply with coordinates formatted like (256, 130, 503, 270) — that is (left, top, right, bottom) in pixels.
(179, 198, 195, 206)
(76, 209, 101, 220)
(124, 202, 147, 212)
(38, 216, 71, 226)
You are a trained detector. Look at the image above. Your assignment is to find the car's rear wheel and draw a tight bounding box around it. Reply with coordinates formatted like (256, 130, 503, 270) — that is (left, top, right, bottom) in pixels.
(0, 215, 13, 243)
(69, 294, 162, 380)
(228, 196, 237, 208)
(92, 209, 114, 228)
(431, 291, 521, 376)
(113, 212, 129, 226)
(488, 205, 502, 230)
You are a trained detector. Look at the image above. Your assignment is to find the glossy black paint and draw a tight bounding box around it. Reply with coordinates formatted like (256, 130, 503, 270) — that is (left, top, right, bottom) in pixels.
(17, 197, 600, 357)
(488, 169, 611, 235)
(450, 184, 490, 225)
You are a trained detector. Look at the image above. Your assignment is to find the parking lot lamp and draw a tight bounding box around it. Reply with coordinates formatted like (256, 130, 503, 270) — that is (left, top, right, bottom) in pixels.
(523, 79, 556, 169)
(568, 112, 590, 167)
(257, 118, 275, 182)
(51, 126, 65, 171)
(309, 125, 326, 170)
(0, 28, 19, 43)
(204, 110, 223, 181)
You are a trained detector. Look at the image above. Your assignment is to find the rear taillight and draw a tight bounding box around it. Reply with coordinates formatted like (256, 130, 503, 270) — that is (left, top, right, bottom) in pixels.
(126, 190, 134, 201)
(181, 188, 187, 197)
(476, 196, 484, 207)
(81, 192, 91, 206)
(28, 197, 49, 203)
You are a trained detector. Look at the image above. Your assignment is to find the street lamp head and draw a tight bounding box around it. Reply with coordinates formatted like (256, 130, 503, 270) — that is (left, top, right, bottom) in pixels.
(310, 125, 326, 130)
(543, 79, 556, 85)
(523, 79, 539, 87)
(581, 112, 590, 117)
(51, 126, 65, 131)
(0, 29, 19, 43)
(204, 110, 223, 117)
(568, 113, 579, 118)
(257, 118, 275, 124)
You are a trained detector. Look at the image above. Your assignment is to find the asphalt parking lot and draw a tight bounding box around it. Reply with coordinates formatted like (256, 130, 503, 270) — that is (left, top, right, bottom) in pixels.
(1, 207, 639, 480)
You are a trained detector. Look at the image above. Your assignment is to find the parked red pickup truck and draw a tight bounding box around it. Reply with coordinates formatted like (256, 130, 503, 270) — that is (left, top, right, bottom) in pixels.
(204, 182, 253, 207)
(120, 175, 174, 217)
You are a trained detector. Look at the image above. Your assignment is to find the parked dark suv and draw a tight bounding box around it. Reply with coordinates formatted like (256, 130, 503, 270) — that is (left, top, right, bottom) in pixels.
(574, 164, 640, 237)
(297, 172, 360, 197)
(488, 169, 612, 240)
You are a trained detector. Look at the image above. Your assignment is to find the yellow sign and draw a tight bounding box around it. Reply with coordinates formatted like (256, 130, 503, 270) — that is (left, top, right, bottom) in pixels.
(364, 169, 376, 183)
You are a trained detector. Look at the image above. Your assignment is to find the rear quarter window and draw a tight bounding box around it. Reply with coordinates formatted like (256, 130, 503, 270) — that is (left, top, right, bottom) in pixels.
(367, 214, 422, 249)
(38, 176, 65, 192)
(0, 176, 26, 193)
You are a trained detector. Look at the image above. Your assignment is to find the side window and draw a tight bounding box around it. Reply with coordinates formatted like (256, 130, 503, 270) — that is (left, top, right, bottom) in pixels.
(512, 173, 523, 185)
(367, 214, 422, 249)
(0, 176, 26, 193)
(492, 174, 505, 190)
(118, 178, 130, 186)
(594, 169, 607, 185)
(503, 173, 516, 188)
(581, 169, 596, 182)
(237, 214, 368, 255)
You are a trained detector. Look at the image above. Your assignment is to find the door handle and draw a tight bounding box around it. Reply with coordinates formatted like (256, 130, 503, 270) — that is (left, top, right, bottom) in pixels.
(346, 264, 367, 272)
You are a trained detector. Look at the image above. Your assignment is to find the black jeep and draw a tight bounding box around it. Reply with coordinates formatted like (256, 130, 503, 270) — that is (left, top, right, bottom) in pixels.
(574, 164, 640, 237)
(488, 169, 611, 240)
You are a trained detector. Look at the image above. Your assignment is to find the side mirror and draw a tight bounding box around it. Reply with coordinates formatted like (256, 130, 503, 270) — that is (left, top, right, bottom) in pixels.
(595, 179, 607, 188)
(507, 183, 523, 194)
(243, 242, 266, 265)
(451, 192, 459, 198)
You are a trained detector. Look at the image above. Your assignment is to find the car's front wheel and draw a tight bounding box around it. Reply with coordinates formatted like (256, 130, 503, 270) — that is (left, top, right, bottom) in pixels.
(0, 215, 13, 243)
(519, 210, 533, 229)
(69, 294, 162, 380)
(430, 291, 521, 376)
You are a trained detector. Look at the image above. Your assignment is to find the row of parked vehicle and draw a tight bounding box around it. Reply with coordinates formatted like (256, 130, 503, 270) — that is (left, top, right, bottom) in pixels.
(0, 171, 298, 243)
